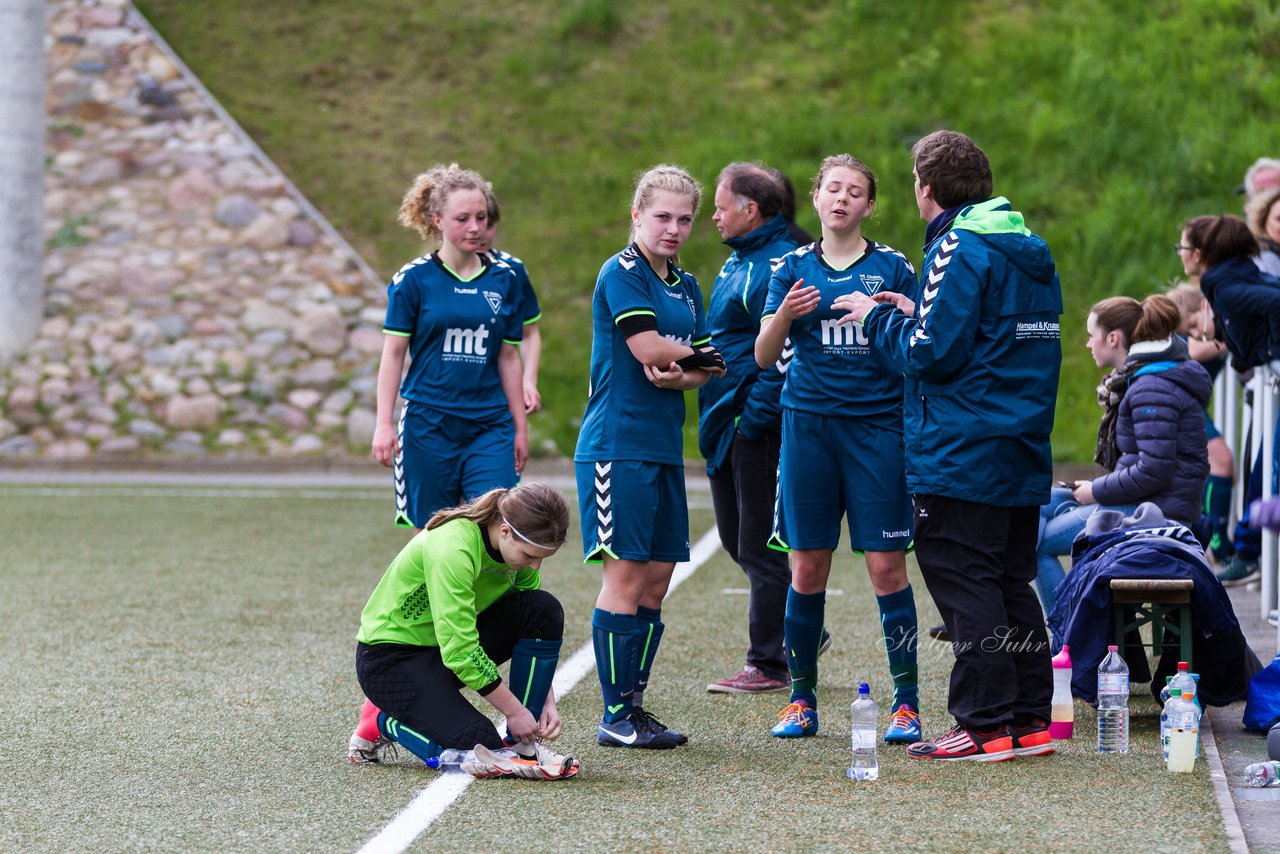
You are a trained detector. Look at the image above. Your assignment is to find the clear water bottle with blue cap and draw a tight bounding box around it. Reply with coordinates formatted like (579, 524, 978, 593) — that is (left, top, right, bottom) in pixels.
(426, 748, 471, 773)
(847, 682, 879, 781)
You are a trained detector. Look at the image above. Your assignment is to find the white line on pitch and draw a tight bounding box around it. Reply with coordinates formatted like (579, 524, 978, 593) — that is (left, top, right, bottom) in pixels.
(356, 526, 722, 854)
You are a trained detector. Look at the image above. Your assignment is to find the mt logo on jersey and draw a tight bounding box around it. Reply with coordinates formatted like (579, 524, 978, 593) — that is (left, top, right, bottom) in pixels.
(443, 325, 490, 358)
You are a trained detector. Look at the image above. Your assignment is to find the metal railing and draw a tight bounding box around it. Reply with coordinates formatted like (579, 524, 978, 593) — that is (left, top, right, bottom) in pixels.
(1214, 362, 1279, 644)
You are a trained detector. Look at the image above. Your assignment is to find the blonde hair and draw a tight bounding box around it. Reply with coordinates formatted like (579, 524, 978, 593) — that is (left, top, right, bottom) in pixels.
(398, 163, 491, 241)
(1245, 186, 1280, 239)
(1165, 281, 1205, 321)
(630, 164, 701, 244)
(426, 483, 570, 550)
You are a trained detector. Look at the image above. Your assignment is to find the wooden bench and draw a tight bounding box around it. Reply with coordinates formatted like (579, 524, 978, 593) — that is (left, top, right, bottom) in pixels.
(1109, 578, 1194, 668)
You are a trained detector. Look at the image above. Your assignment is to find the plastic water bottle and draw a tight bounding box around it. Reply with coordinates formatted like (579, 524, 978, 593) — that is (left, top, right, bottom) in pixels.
(1160, 688, 1182, 762)
(1244, 760, 1280, 787)
(847, 682, 879, 781)
(1096, 645, 1129, 753)
(1050, 645, 1074, 739)
(426, 748, 470, 773)
(1166, 687, 1200, 772)
(1168, 662, 1199, 712)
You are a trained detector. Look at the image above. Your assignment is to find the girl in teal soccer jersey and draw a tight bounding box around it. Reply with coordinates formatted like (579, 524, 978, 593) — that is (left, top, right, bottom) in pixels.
(371, 164, 528, 530)
(575, 164, 726, 749)
(350, 483, 581, 780)
(754, 154, 925, 744)
(479, 190, 544, 414)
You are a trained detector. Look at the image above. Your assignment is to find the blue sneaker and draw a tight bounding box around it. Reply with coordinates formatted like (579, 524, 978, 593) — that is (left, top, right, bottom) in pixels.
(883, 704, 923, 743)
(597, 709, 682, 749)
(771, 701, 818, 738)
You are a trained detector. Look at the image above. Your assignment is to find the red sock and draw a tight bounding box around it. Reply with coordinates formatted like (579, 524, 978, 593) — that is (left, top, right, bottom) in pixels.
(354, 698, 382, 742)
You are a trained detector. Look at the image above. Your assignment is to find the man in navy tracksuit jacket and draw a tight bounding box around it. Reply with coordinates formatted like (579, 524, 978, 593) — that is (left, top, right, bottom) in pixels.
(699, 163, 800, 693)
(835, 131, 1063, 762)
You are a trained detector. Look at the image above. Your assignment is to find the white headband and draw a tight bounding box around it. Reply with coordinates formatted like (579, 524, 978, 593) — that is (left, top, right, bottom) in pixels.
(502, 516, 556, 552)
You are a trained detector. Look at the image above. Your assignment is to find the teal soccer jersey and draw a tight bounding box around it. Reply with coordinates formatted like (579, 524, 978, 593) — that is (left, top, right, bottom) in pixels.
(488, 249, 542, 327)
(574, 243, 711, 465)
(384, 251, 524, 414)
(763, 241, 918, 418)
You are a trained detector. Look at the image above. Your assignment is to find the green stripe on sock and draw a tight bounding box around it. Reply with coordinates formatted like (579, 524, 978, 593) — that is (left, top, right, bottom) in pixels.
(639, 623, 654, 670)
(521, 657, 537, 705)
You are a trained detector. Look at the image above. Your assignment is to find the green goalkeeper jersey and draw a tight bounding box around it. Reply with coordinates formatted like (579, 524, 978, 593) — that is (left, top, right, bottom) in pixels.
(356, 518, 539, 692)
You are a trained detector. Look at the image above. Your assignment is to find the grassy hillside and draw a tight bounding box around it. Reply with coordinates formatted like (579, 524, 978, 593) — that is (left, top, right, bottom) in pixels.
(136, 0, 1280, 461)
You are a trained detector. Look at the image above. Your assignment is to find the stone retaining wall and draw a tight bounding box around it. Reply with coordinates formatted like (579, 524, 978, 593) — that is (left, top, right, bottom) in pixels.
(0, 0, 387, 460)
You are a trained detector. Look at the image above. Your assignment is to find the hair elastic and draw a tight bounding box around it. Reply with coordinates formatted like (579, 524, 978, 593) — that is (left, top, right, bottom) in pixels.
(502, 516, 556, 551)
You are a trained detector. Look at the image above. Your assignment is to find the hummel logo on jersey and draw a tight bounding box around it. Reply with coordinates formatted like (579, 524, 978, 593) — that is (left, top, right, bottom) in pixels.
(483, 290, 503, 313)
(443, 325, 490, 357)
(883, 529, 910, 539)
(453, 287, 478, 295)
(860, 274, 885, 295)
(820, 318, 869, 348)
(663, 333, 693, 347)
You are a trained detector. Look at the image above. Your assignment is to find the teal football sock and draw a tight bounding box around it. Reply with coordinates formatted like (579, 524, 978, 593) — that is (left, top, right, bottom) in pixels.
(377, 712, 440, 764)
(632, 606, 664, 708)
(877, 584, 920, 710)
(592, 608, 636, 723)
(783, 587, 825, 708)
(509, 637, 562, 719)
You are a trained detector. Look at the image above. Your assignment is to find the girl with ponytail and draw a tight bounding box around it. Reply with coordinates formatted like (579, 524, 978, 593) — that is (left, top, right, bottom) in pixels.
(349, 484, 581, 780)
(1034, 294, 1211, 611)
(1179, 214, 1280, 584)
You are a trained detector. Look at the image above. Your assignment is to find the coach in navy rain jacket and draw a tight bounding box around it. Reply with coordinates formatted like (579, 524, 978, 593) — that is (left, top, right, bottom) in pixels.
(861, 197, 1063, 507)
(697, 214, 794, 477)
(1047, 504, 1257, 706)
(1090, 336, 1211, 524)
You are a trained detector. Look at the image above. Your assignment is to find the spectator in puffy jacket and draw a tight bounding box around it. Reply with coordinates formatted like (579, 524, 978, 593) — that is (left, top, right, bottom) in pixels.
(1180, 214, 1280, 586)
(1035, 294, 1211, 612)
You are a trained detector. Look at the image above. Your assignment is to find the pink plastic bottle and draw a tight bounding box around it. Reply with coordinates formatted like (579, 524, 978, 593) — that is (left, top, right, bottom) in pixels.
(1050, 644, 1074, 739)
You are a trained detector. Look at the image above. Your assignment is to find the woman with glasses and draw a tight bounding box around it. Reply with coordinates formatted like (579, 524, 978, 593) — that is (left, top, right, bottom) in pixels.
(1177, 214, 1280, 586)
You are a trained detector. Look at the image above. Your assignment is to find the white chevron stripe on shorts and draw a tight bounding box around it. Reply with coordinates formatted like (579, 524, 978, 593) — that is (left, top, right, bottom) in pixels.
(394, 403, 409, 520)
(593, 462, 613, 548)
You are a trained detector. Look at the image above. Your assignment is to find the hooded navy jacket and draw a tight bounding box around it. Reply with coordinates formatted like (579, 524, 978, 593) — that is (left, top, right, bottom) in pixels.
(697, 216, 797, 477)
(1046, 504, 1257, 706)
(1199, 255, 1280, 370)
(861, 197, 1063, 506)
(1091, 338, 1211, 522)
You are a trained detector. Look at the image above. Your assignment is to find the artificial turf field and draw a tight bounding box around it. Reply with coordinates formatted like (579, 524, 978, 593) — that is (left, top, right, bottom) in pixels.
(0, 482, 1229, 853)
